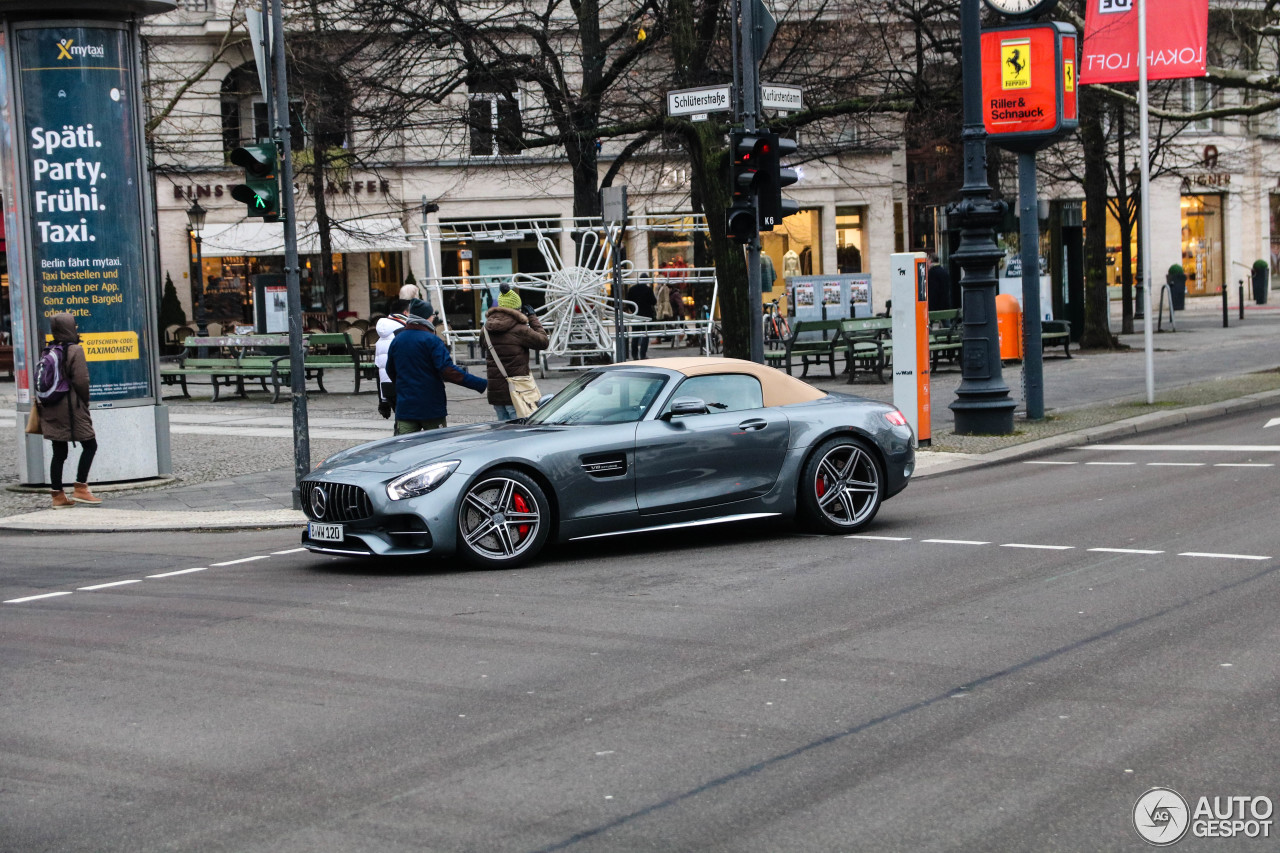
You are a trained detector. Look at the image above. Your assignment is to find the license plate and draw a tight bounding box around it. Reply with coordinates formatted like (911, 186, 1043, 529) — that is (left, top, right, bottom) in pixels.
(308, 522, 344, 543)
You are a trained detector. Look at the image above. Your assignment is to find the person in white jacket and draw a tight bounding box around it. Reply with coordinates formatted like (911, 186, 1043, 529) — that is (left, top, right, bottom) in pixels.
(374, 301, 409, 419)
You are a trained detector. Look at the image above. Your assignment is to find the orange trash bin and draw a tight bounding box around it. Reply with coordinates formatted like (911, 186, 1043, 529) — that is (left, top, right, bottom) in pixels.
(995, 293, 1023, 361)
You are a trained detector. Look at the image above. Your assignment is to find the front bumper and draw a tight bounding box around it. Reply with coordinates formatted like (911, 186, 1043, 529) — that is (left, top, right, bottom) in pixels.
(299, 475, 466, 557)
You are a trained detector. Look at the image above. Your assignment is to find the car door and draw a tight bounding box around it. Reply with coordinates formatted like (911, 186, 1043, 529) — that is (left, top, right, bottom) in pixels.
(634, 373, 790, 515)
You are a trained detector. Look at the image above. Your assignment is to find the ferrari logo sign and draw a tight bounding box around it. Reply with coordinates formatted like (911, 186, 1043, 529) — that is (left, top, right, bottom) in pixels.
(981, 22, 1079, 152)
(1001, 39, 1032, 90)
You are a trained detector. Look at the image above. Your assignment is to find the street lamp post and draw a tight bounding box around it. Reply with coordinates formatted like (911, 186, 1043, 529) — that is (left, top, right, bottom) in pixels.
(186, 199, 209, 337)
(949, 0, 1017, 435)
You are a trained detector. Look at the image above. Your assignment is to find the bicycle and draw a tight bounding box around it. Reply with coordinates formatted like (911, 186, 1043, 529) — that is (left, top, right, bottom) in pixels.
(764, 299, 792, 346)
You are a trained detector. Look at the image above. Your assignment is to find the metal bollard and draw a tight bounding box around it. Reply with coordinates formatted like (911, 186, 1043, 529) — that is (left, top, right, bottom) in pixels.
(1223, 284, 1229, 328)
(1239, 280, 1245, 320)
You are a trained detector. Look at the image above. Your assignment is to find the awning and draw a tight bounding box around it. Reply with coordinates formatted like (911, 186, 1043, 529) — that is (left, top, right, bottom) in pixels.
(198, 217, 413, 258)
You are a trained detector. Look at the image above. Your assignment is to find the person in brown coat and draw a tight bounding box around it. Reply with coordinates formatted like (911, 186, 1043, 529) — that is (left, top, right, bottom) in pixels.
(483, 288, 549, 420)
(39, 313, 101, 508)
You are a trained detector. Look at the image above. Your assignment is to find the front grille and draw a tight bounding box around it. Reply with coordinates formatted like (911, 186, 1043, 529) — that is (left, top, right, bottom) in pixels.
(302, 480, 373, 522)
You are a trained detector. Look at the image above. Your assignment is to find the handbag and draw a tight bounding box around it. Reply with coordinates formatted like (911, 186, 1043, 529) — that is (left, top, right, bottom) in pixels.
(24, 404, 41, 435)
(482, 327, 542, 418)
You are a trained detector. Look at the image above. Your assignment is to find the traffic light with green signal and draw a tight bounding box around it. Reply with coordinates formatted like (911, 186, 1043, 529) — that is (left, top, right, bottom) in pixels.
(757, 132, 800, 231)
(230, 142, 280, 221)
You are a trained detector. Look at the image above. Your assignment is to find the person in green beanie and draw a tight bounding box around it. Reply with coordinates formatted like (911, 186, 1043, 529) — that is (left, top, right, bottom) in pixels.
(484, 285, 549, 420)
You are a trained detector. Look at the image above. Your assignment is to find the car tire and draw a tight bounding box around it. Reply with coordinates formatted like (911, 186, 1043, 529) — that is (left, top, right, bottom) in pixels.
(456, 468, 552, 569)
(798, 436, 884, 534)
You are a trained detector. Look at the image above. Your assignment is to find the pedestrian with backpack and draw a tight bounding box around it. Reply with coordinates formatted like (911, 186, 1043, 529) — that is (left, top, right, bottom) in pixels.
(38, 313, 101, 508)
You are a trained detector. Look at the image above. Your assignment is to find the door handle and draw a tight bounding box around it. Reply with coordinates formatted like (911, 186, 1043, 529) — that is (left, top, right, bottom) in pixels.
(737, 418, 767, 431)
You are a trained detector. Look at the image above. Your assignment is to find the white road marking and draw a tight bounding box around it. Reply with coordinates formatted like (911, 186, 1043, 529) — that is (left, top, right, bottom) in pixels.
(922, 539, 990, 545)
(1089, 548, 1164, 555)
(1213, 463, 1273, 468)
(4, 591, 73, 604)
(846, 535, 911, 541)
(1085, 462, 1136, 466)
(1265, 417, 1280, 429)
(210, 556, 269, 566)
(1147, 462, 1206, 467)
(1179, 552, 1270, 561)
(146, 567, 208, 578)
(1074, 444, 1280, 453)
(77, 579, 142, 591)
(1001, 543, 1074, 550)
(1023, 460, 1077, 465)
(271, 547, 307, 554)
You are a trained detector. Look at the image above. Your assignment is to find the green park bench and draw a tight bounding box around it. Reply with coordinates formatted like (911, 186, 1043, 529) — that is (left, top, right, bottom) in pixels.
(777, 319, 848, 378)
(1040, 319, 1072, 358)
(839, 317, 894, 383)
(927, 309, 964, 370)
(160, 332, 369, 402)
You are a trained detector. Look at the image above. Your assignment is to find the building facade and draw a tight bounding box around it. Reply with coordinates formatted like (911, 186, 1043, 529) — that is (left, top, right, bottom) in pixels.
(142, 0, 910, 337)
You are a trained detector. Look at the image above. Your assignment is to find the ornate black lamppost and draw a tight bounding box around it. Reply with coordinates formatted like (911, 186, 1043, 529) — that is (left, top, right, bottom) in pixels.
(186, 199, 210, 336)
(949, 0, 1017, 435)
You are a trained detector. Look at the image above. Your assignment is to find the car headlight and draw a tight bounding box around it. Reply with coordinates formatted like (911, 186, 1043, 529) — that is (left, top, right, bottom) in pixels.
(386, 460, 460, 501)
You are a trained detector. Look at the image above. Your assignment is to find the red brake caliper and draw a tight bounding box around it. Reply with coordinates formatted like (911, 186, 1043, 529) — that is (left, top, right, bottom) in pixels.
(513, 493, 530, 540)
(815, 477, 826, 498)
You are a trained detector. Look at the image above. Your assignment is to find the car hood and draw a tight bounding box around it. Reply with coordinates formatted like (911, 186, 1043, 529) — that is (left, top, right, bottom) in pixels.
(311, 421, 562, 477)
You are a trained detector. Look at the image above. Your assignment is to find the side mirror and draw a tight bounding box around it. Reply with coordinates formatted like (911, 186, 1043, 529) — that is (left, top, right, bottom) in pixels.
(537, 393, 555, 408)
(661, 396, 710, 420)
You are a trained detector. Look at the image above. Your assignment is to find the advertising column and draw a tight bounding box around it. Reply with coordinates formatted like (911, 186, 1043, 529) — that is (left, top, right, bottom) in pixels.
(1, 18, 170, 483)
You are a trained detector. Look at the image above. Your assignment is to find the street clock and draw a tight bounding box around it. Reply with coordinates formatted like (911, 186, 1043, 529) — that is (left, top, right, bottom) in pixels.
(982, 0, 1060, 18)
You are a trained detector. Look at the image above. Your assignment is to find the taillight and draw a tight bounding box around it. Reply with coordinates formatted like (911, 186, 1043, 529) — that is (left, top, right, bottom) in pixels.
(883, 410, 908, 427)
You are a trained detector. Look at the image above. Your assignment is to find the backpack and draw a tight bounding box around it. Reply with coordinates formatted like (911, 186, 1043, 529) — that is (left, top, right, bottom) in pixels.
(36, 342, 72, 405)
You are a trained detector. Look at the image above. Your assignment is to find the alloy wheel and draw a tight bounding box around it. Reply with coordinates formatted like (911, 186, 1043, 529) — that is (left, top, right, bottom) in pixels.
(812, 442, 881, 528)
(459, 476, 543, 560)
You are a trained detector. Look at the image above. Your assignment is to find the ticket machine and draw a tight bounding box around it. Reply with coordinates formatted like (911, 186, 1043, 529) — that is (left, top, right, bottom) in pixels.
(890, 253, 930, 446)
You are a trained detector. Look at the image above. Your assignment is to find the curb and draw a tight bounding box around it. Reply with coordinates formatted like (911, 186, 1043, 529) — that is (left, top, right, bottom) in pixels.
(0, 508, 306, 533)
(915, 387, 1280, 479)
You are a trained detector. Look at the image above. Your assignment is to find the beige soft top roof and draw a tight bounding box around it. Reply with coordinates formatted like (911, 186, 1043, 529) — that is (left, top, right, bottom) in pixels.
(621, 356, 827, 407)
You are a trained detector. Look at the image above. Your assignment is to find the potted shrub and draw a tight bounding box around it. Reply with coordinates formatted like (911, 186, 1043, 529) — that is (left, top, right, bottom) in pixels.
(1166, 263, 1187, 311)
(1251, 259, 1269, 305)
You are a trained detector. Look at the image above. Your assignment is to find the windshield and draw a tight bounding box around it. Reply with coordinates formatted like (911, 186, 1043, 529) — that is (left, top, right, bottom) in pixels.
(526, 371, 668, 425)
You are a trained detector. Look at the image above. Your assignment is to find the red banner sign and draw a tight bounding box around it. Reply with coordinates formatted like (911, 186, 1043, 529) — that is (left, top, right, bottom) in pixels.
(1079, 0, 1208, 84)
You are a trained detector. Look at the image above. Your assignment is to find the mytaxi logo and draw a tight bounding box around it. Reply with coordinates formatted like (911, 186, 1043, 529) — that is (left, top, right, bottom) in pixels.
(54, 38, 105, 60)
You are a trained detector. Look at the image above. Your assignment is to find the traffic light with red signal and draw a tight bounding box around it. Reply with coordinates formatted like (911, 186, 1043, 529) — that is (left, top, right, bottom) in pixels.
(726, 129, 799, 243)
(757, 132, 799, 231)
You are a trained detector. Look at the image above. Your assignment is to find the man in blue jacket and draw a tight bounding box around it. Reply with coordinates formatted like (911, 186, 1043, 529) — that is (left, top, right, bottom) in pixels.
(386, 317, 487, 434)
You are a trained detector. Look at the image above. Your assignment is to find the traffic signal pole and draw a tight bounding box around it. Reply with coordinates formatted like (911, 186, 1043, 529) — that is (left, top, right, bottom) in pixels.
(738, 0, 764, 364)
(270, 0, 311, 506)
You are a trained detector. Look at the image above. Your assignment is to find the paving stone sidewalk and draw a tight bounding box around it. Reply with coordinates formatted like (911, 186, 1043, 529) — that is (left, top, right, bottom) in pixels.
(1, 294, 1277, 530)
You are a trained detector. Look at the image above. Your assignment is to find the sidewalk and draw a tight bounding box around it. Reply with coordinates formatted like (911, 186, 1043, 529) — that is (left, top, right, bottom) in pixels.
(2, 294, 1277, 532)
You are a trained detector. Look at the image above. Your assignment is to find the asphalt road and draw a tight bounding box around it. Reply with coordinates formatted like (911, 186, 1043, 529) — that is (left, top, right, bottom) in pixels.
(2, 406, 1278, 852)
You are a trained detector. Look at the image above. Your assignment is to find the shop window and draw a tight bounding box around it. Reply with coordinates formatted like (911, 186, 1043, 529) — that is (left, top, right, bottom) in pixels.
(646, 215, 712, 319)
(1270, 195, 1280, 280)
(1103, 203, 1137, 289)
(367, 252, 404, 317)
(836, 206, 866, 273)
(468, 89, 523, 157)
(300, 254, 347, 313)
(762, 208, 822, 289)
(1181, 194, 1223, 295)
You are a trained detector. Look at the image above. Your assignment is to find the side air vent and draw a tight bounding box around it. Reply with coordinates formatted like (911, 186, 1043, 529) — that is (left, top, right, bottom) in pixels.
(581, 454, 627, 478)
